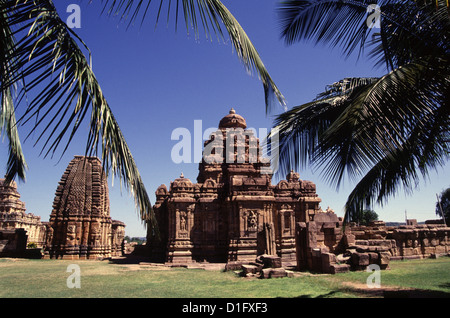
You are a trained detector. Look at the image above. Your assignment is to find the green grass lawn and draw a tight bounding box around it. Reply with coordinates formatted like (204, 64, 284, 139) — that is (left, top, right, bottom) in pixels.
(0, 257, 449, 298)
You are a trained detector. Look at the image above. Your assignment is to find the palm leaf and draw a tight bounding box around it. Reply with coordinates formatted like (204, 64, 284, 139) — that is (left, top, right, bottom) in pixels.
(344, 99, 449, 221)
(278, 0, 450, 69)
(0, 6, 27, 184)
(1, 0, 157, 231)
(100, 0, 286, 112)
(275, 0, 449, 218)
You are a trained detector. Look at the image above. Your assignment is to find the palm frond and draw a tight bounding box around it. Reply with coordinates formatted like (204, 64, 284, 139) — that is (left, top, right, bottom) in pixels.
(271, 77, 379, 179)
(275, 0, 449, 219)
(278, 0, 450, 69)
(100, 0, 286, 112)
(1, 0, 157, 230)
(0, 6, 27, 184)
(344, 100, 449, 221)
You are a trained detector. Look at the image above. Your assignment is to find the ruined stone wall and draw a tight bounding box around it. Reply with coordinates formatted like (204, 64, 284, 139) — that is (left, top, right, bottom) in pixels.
(297, 217, 450, 274)
(349, 220, 450, 260)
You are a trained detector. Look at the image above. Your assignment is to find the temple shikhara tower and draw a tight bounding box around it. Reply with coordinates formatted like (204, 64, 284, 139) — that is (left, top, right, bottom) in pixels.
(148, 109, 323, 264)
(0, 179, 46, 247)
(45, 156, 125, 259)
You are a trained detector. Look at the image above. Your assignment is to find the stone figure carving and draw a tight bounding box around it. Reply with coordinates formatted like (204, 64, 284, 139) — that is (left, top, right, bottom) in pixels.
(247, 211, 258, 231)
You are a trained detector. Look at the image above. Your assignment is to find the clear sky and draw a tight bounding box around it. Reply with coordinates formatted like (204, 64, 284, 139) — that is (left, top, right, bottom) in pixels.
(1, 0, 448, 237)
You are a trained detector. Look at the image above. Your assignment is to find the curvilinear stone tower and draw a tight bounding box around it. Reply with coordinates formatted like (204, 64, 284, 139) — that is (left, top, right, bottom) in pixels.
(148, 109, 323, 264)
(45, 156, 125, 259)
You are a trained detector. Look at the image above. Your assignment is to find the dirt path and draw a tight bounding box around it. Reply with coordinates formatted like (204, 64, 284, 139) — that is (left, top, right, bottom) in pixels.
(339, 281, 411, 297)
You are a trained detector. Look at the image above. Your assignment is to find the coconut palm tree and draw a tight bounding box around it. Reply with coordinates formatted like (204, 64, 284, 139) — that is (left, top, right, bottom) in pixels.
(272, 0, 449, 221)
(0, 0, 285, 231)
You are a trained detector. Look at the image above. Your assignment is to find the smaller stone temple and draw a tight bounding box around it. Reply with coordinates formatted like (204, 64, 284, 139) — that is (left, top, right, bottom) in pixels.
(0, 179, 46, 247)
(0, 156, 127, 260)
(45, 156, 125, 260)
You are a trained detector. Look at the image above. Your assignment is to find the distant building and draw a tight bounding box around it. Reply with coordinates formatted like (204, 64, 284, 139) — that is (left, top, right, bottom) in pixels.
(0, 179, 46, 247)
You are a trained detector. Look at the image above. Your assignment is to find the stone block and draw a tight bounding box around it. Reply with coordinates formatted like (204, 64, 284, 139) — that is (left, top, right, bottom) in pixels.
(225, 261, 244, 271)
(313, 212, 339, 223)
(269, 268, 287, 278)
(261, 268, 272, 279)
(422, 246, 435, 255)
(379, 252, 390, 265)
(260, 268, 287, 279)
(435, 245, 447, 254)
(286, 270, 295, 278)
(351, 252, 369, 266)
(368, 252, 379, 263)
(330, 264, 350, 274)
(258, 254, 282, 268)
(242, 264, 258, 275)
(321, 252, 336, 273)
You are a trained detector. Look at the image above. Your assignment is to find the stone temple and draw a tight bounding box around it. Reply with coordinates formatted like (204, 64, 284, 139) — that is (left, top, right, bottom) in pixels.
(45, 156, 125, 259)
(147, 109, 323, 264)
(146, 109, 450, 275)
(0, 179, 46, 247)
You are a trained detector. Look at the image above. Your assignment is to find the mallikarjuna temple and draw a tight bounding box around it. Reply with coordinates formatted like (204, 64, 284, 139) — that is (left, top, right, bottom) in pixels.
(1, 108, 449, 276)
(147, 108, 323, 264)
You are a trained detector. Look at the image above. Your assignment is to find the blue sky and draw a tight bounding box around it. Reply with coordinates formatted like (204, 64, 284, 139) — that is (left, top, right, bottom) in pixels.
(1, 0, 448, 237)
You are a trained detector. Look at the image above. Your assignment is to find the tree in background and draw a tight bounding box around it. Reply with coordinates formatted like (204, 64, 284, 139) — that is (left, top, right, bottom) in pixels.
(351, 209, 379, 226)
(436, 188, 450, 226)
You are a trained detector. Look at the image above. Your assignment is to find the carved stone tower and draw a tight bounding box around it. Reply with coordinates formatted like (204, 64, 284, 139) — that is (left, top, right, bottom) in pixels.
(45, 156, 124, 259)
(149, 109, 323, 264)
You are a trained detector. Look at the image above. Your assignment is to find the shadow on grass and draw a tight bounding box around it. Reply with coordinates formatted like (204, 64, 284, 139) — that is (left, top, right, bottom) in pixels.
(293, 291, 339, 298)
(384, 289, 450, 298)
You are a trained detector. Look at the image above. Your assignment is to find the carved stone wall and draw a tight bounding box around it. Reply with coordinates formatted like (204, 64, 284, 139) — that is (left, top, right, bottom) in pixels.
(45, 156, 125, 259)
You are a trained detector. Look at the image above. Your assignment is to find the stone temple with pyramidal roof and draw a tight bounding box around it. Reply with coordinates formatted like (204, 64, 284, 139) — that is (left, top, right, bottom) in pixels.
(147, 108, 324, 265)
